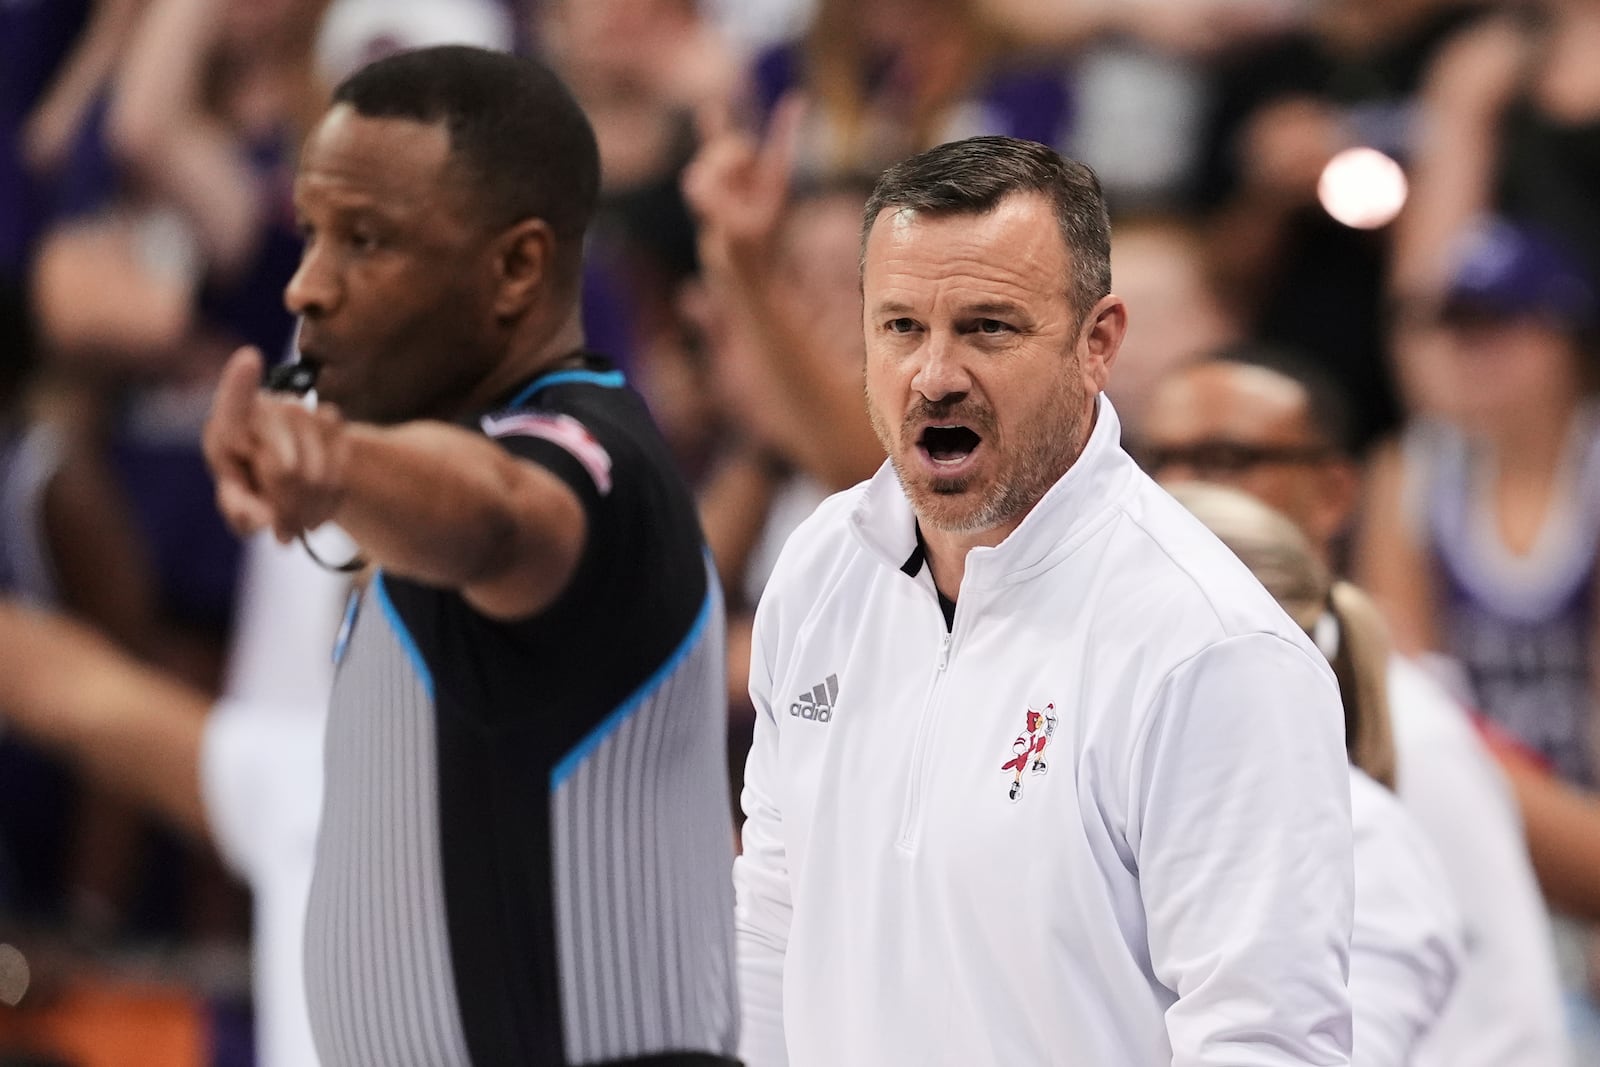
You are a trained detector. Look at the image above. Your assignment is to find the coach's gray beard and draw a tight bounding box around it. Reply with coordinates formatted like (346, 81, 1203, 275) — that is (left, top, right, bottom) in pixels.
(870, 389, 1087, 536)
(869, 407, 1025, 535)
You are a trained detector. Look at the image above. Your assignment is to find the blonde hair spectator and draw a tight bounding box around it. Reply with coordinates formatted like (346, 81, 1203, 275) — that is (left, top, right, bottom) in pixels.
(1168, 481, 1397, 789)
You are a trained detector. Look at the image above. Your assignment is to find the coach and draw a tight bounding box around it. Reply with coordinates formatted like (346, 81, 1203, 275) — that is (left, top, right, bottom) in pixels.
(735, 137, 1355, 1066)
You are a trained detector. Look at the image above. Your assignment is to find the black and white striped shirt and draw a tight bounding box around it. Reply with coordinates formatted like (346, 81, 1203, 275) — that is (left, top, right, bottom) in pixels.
(304, 357, 739, 1067)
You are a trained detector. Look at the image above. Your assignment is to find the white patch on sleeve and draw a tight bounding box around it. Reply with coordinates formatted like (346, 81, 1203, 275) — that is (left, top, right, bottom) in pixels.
(481, 411, 613, 496)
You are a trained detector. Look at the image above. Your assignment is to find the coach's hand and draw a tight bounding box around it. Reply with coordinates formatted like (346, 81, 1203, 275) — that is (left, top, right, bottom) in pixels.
(203, 346, 352, 544)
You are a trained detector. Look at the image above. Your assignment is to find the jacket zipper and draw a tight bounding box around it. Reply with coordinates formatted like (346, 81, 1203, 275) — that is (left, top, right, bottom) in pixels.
(897, 604, 957, 851)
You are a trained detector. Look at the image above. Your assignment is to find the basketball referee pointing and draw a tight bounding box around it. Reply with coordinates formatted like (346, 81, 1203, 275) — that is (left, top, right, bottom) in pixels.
(203, 47, 738, 1067)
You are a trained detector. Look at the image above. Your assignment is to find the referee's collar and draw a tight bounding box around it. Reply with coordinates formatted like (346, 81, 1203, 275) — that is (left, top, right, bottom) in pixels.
(497, 352, 625, 411)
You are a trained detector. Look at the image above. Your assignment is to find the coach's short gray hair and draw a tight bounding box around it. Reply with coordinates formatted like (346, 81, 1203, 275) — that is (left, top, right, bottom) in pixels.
(860, 136, 1112, 320)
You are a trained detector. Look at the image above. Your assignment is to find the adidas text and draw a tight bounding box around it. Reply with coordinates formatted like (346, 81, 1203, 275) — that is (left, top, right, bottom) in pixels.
(791, 674, 840, 723)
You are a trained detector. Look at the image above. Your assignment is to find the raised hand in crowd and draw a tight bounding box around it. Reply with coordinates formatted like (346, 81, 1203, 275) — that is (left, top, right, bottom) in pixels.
(682, 96, 883, 492)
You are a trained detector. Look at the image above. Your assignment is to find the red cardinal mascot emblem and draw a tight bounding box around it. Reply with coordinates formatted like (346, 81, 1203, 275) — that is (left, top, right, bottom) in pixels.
(1002, 703, 1056, 801)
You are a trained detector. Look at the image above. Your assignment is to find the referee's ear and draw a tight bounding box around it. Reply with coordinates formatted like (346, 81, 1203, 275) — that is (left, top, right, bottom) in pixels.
(491, 216, 558, 321)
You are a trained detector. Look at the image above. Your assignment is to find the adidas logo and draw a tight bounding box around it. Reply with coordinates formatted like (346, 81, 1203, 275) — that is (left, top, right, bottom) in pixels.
(789, 674, 840, 723)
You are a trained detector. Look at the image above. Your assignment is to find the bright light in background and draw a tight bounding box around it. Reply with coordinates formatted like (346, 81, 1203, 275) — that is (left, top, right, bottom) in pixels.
(0, 943, 29, 1007)
(1318, 147, 1408, 230)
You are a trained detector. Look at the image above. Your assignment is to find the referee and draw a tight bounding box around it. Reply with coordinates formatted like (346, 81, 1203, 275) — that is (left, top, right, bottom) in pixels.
(202, 47, 737, 1067)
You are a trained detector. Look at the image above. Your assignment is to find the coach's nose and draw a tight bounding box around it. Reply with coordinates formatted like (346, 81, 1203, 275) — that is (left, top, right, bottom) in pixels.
(911, 331, 972, 404)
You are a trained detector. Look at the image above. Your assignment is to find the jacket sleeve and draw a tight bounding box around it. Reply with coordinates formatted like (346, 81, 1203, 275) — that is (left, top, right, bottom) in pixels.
(734, 595, 790, 1067)
(1130, 632, 1355, 1067)
(1348, 769, 1465, 1067)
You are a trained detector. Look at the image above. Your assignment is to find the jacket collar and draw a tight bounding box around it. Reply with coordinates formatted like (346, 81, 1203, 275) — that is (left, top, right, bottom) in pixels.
(849, 395, 1136, 590)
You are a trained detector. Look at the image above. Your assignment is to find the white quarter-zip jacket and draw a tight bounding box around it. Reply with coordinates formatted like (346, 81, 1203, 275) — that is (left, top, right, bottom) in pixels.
(736, 398, 1355, 1067)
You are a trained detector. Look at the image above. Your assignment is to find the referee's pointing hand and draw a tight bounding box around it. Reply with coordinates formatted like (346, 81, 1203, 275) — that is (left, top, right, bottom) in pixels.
(203, 346, 351, 545)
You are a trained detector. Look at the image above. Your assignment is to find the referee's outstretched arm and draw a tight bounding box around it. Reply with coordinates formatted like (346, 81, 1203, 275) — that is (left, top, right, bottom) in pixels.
(203, 346, 588, 622)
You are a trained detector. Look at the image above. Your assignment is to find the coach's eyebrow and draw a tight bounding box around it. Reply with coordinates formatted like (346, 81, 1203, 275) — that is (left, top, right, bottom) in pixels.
(960, 300, 1029, 318)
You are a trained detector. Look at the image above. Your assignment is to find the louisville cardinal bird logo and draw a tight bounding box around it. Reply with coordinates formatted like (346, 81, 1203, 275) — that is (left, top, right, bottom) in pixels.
(1002, 703, 1056, 801)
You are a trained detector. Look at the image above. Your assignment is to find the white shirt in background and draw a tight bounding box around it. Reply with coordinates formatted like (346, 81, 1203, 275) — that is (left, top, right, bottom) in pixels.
(201, 535, 348, 1067)
(1349, 767, 1465, 1067)
(1387, 656, 1572, 1067)
(703, 0, 814, 57)
(314, 0, 514, 87)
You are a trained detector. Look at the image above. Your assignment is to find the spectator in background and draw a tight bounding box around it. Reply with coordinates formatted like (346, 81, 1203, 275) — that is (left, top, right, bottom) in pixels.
(534, 0, 741, 478)
(4, 0, 131, 340)
(683, 99, 882, 519)
(682, 98, 883, 796)
(1191, 0, 1491, 453)
(26, 0, 334, 704)
(315, 0, 512, 94)
(1396, 0, 1600, 309)
(1143, 349, 1571, 1067)
(702, 0, 813, 61)
(748, 0, 1074, 174)
(1143, 351, 1361, 560)
(33, 0, 329, 373)
(1171, 482, 1464, 1067)
(1101, 216, 1241, 448)
(1, 0, 187, 951)
(970, 0, 1305, 209)
(1358, 217, 1600, 1053)
(5, 0, 158, 656)
(539, 0, 736, 197)
(0, 255, 161, 943)
(1360, 219, 1599, 788)
(972, 0, 1301, 56)
(0, 534, 344, 1067)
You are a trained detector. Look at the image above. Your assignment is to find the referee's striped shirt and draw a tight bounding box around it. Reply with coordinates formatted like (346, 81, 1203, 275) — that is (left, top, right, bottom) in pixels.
(304, 357, 739, 1067)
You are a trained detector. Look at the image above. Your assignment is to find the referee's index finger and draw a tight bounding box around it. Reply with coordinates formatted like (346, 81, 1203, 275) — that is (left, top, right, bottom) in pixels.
(212, 346, 266, 429)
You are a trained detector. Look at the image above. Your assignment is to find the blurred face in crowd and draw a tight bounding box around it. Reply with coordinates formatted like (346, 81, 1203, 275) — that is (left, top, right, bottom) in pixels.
(1427, 312, 1584, 433)
(862, 191, 1124, 538)
(777, 190, 868, 365)
(1142, 362, 1356, 557)
(286, 105, 505, 424)
(223, 0, 328, 47)
(1103, 221, 1237, 446)
(859, 0, 948, 43)
(541, 0, 697, 86)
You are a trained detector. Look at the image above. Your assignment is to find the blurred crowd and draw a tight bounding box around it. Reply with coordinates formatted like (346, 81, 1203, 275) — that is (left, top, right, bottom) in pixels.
(2, 0, 1599, 1064)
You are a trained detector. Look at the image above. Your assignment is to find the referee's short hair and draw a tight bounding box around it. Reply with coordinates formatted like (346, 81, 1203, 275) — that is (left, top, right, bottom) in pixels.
(332, 45, 600, 277)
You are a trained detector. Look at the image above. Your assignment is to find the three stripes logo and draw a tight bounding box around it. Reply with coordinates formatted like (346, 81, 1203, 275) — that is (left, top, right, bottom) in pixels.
(790, 674, 840, 723)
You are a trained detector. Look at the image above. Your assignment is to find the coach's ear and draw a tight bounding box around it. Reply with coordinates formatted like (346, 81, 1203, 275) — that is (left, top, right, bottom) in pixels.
(1078, 294, 1127, 394)
(492, 217, 557, 319)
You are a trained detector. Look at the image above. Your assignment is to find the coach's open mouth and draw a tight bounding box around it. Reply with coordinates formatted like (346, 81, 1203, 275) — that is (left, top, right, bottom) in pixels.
(918, 425, 982, 466)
